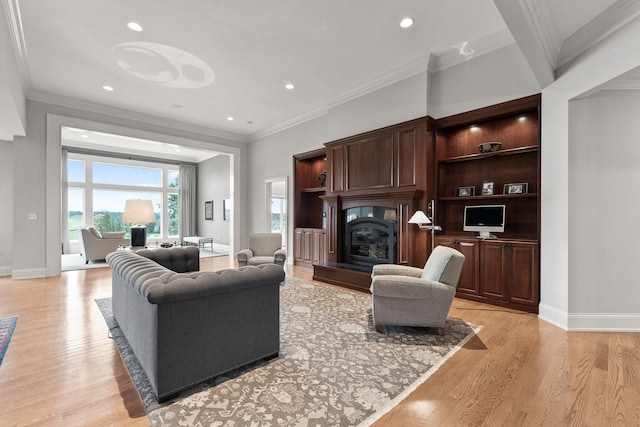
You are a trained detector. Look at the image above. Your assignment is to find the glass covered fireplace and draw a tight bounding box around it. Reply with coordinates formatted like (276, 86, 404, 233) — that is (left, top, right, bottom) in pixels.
(343, 206, 397, 268)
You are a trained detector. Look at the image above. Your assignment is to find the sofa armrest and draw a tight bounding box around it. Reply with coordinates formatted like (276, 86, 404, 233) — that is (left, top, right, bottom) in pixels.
(274, 249, 287, 266)
(370, 275, 454, 299)
(236, 249, 253, 266)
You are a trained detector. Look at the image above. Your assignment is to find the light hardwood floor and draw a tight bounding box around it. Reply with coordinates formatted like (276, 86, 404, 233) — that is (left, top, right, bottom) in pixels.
(0, 257, 638, 426)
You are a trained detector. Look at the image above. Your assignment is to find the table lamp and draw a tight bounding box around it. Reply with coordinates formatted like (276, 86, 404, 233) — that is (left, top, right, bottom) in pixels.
(122, 199, 156, 247)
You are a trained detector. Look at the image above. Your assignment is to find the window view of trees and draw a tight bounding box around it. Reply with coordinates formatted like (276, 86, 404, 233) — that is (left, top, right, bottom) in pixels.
(66, 154, 179, 241)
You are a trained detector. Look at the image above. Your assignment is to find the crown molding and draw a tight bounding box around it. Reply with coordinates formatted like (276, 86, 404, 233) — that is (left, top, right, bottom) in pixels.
(428, 29, 515, 74)
(2, 0, 32, 93)
(27, 90, 250, 144)
(248, 106, 328, 142)
(556, 0, 640, 70)
(249, 56, 431, 141)
(520, 0, 561, 67)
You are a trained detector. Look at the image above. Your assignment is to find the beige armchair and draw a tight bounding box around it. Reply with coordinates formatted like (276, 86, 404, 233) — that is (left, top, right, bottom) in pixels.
(237, 233, 286, 267)
(370, 245, 465, 335)
(77, 226, 129, 264)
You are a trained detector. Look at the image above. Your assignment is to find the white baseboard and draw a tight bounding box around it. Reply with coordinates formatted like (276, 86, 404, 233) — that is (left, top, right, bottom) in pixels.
(213, 243, 230, 252)
(538, 303, 569, 330)
(12, 267, 47, 280)
(568, 313, 640, 332)
(0, 265, 12, 277)
(539, 303, 640, 331)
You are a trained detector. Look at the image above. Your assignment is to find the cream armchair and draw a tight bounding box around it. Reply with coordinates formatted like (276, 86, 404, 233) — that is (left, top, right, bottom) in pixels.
(370, 245, 465, 335)
(77, 226, 129, 264)
(237, 233, 286, 267)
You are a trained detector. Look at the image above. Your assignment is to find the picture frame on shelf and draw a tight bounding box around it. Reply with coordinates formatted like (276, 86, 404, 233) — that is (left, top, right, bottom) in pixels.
(504, 182, 528, 194)
(205, 200, 213, 220)
(481, 181, 495, 195)
(456, 186, 475, 197)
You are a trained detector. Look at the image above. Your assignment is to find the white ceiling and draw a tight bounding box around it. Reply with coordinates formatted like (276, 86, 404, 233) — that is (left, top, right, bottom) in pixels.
(3, 0, 639, 152)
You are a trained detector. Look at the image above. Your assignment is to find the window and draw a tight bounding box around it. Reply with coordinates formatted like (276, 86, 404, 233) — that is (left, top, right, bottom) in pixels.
(66, 153, 180, 241)
(67, 188, 84, 240)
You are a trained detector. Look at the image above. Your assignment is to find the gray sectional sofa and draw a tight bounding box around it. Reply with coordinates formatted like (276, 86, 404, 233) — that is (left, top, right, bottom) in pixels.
(106, 247, 284, 401)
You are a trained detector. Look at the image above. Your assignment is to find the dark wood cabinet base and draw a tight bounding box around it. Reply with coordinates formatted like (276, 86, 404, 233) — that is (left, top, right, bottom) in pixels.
(454, 292, 538, 314)
(312, 263, 372, 293)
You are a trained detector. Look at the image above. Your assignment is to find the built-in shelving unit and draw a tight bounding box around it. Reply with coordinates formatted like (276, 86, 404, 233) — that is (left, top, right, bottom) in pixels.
(434, 94, 541, 313)
(293, 149, 327, 265)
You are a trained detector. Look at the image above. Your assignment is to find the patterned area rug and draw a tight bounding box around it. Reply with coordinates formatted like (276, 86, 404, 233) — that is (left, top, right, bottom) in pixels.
(96, 277, 480, 426)
(0, 315, 18, 364)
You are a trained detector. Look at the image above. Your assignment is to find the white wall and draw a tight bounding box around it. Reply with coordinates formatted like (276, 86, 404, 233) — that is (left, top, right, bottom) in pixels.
(247, 46, 541, 264)
(568, 90, 640, 329)
(0, 140, 14, 275)
(540, 16, 640, 331)
(197, 154, 231, 247)
(327, 71, 428, 141)
(429, 44, 541, 119)
(12, 99, 245, 278)
(247, 115, 328, 256)
(0, 1, 26, 140)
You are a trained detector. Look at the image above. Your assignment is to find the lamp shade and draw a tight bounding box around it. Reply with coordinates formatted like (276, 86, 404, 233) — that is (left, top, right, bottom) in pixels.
(408, 210, 431, 225)
(384, 209, 397, 221)
(122, 199, 156, 223)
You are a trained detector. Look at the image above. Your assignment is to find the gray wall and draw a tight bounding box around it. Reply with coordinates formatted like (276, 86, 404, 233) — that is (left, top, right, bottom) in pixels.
(0, 141, 14, 274)
(569, 90, 640, 316)
(197, 154, 231, 246)
(8, 99, 245, 278)
(247, 45, 541, 263)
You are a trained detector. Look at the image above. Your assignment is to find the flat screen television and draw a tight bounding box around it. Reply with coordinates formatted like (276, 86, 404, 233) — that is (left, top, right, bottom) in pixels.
(463, 205, 505, 238)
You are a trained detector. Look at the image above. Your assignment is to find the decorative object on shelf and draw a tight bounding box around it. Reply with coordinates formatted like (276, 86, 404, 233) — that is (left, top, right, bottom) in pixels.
(223, 199, 231, 221)
(205, 200, 213, 220)
(408, 200, 442, 251)
(456, 186, 475, 197)
(481, 181, 495, 195)
(160, 242, 173, 248)
(477, 141, 502, 153)
(504, 182, 528, 194)
(317, 169, 326, 187)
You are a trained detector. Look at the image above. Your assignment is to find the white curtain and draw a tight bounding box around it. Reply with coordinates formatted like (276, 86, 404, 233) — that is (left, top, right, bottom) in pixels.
(61, 149, 69, 254)
(179, 164, 197, 240)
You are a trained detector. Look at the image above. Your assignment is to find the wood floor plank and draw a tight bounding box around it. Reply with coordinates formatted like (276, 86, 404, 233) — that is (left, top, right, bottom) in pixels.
(1, 257, 639, 426)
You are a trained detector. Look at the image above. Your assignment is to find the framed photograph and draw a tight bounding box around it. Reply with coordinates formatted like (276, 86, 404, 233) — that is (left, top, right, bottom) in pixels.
(205, 200, 213, 220)
(223, 199, 231, 221)
(504, 182, 528, 194)
(456, 186, 475, 197)
(481, 181, 495, 196)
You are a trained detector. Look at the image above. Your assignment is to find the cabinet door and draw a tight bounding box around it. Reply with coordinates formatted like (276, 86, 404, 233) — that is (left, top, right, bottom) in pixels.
(312, 230, 327, 264)
(480, 241, 507, 300)
(454, 239, 480, 295)
(507, 241, 539, 306)
(294, 229, 304, 262)
(436, 237, 479, 295)
(302, 229, 312, 263)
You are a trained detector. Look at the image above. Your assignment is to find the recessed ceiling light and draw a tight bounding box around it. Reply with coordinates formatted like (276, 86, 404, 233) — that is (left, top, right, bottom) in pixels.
(102, 85, 114, 91)
(400, 17, 414, 28)
(127, 22, 143, 32)
(227, 116, 234, 121)
(285, 83, 295, 90)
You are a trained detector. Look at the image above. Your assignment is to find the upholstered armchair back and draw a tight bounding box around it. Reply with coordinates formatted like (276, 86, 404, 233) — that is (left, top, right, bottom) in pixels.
(248, 233, 283, 256)
(421, 245, 466, 288)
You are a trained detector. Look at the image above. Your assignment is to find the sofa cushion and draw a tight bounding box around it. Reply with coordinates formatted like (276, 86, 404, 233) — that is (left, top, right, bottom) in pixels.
(87, 226, 102, 239)
(136, 246, 199, 273)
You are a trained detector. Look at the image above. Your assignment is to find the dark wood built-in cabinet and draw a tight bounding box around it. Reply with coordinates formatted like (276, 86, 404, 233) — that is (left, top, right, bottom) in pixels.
(435, 94, 541, 312)
(293, 94, 541, 311)
(293, 149, 327, 265)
